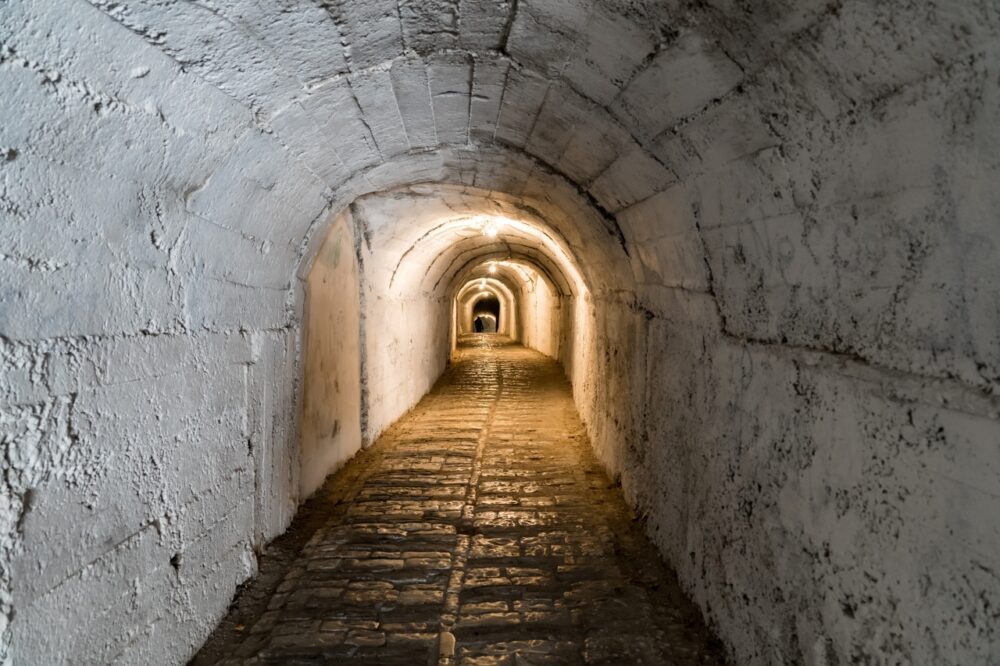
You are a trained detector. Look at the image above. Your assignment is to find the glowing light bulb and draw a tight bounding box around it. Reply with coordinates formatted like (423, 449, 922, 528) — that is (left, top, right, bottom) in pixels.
(481, 218, 505, 237)
(488, 264, 497, 274)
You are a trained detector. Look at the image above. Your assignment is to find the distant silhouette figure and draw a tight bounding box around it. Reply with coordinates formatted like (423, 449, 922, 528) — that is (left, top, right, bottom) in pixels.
(474, 318, 484, 333)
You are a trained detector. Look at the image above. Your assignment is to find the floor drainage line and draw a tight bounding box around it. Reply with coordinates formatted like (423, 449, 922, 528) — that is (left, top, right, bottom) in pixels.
(438, 353, 504, 666)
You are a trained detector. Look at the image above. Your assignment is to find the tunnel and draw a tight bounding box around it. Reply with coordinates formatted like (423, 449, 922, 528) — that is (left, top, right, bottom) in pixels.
(1, 1, 999, 664)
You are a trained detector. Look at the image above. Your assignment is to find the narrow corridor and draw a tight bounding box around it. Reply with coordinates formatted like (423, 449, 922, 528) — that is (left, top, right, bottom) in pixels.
(8, 5, 996, 662)
(193, 337, 724, 665)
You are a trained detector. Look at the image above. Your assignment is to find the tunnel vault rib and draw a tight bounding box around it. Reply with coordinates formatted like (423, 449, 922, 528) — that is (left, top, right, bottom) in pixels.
(297, 151, 633, 295)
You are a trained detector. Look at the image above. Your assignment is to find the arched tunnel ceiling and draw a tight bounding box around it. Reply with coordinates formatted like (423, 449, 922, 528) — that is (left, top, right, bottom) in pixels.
(349, 185, 589, 297)
(457, 277, 515, 304)
(5, 0, 997, 382)
(456, 261, 550, 301)
(455, 272, 533, 323)
(48, 0, 775, 300)
(456, 276, 516, 336)
(437, 244, 573, 296)
(76, 0, 989, 220)
(81, 0, 978, 196)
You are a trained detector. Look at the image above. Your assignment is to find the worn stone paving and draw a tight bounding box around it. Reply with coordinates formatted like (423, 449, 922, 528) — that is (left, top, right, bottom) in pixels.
(192, 336, 725, 665)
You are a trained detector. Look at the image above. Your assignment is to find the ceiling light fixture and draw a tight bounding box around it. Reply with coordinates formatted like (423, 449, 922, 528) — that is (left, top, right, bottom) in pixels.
(481, 218, 504, 238)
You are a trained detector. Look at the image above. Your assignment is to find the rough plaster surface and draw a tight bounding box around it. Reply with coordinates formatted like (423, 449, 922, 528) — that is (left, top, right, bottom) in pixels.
(518, 271, 561, 359)
(2, 0, 999, 664)
(300, 212, 362, 498)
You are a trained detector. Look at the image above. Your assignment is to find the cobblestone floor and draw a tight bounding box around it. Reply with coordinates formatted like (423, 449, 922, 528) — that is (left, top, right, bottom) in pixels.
(192, 336, 726, 665)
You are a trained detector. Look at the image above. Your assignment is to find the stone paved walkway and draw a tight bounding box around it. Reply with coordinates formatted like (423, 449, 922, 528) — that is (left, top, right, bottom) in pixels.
(192, 336, 726, 665)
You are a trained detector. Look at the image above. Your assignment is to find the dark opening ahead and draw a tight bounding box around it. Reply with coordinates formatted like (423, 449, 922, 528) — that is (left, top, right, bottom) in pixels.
(473, 295, 501, 333)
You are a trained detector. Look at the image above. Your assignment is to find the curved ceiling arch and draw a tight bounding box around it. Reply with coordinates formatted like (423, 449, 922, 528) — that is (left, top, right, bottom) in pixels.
(456, 276, 517, 336)
(469, 291, 507, 317)
(456, 275, 521, 305)
(301, 149, 635, 296)
(437, 244, 575, 298)
(450, 256, 565, 302)
(341, 180, 598, 307)
(391, 216, 579, 290)
(456, 262, 544, 298)
(92, 1, 758, 218)
(419, 225, 586, 297)
(463, 286, 510, 317)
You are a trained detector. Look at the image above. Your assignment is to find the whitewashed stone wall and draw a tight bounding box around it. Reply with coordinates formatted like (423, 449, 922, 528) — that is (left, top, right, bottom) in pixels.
(300, 211, 363, 499)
